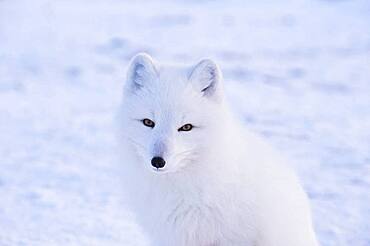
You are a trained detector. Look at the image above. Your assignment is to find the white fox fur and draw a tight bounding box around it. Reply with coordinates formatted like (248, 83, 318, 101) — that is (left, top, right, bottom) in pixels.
(117, 53, 319, 246)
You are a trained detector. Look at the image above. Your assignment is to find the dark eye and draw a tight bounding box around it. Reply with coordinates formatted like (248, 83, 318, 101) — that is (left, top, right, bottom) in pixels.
(178, 124, 193, 132)
(142, 118, 155, 128)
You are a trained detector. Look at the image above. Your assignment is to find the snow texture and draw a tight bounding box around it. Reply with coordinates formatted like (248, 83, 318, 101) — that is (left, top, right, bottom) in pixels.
(0, 0, 369, 245)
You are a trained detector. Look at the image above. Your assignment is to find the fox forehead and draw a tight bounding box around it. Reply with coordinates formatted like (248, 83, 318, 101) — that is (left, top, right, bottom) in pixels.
(152, 65, 194, 97)
(134, 66, 202, 113)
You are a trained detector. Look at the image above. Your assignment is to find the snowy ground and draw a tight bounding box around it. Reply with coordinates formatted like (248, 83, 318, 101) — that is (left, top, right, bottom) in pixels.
(0, 0, 369, 245)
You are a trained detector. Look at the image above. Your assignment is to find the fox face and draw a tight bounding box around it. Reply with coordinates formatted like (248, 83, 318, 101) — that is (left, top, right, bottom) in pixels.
(119, 53, 225, 174)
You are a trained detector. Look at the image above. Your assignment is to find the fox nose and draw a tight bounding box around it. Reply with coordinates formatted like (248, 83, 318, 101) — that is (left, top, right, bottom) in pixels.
(151, 156, 166, 169)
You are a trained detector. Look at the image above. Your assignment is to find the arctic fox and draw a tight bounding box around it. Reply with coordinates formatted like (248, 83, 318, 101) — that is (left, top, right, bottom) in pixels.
(117, 53, 319, 246)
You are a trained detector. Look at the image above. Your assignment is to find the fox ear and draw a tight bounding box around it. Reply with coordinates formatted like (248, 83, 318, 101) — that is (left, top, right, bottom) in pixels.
(188, 59, 222, 101)
(126, 53, 158, 91)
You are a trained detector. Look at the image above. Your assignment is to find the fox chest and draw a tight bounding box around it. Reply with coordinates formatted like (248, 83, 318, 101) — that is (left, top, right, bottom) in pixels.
(145, 201, 225, 246)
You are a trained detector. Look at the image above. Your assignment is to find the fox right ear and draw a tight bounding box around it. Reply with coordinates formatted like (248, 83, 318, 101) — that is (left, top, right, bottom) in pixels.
(188, 59, 223, 101)
(126, 53, 158, 91)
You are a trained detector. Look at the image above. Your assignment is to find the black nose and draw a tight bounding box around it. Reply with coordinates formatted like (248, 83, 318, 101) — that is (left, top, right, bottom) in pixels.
(151, 156, 166, 169)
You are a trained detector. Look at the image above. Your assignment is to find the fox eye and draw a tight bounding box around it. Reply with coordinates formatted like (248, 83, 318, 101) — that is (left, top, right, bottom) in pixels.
(178, 124, 193, 132)
(142, 118, 155, 128)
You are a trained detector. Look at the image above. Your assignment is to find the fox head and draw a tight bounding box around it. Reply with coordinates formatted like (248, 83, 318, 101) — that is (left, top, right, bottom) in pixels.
(119, 53, 226, 174)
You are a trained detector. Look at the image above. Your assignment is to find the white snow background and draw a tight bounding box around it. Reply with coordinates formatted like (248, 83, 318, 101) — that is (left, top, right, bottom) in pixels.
(0, 0, 369, 245)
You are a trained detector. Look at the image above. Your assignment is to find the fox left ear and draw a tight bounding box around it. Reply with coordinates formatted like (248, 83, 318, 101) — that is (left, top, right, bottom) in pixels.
(188, 59, 223, 101)
(125, 53, 159, 92)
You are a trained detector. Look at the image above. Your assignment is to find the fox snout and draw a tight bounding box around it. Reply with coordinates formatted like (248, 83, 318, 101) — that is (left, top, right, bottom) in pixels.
(151, 140, 168, 170)
(151, 156, 166, 169)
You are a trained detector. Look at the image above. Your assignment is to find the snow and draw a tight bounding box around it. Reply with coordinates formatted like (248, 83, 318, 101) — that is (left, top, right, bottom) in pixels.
(0, 0, 369, 245)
